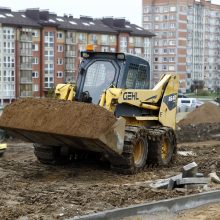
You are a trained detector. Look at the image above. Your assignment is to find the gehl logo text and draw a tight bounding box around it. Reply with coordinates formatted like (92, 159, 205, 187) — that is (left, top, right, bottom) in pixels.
(123, 92, 139, 100)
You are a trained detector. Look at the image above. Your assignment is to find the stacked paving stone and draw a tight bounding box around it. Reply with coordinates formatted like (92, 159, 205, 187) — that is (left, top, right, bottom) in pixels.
(150, 162, 215, 190)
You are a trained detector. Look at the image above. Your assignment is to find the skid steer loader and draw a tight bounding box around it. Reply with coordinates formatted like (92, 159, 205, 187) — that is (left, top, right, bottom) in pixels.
(0, 50, 179, 173)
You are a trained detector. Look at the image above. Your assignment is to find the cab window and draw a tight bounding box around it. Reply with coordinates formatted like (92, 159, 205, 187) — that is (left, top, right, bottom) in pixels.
(125, 64, 149, 89)
(83, 61, 116, 104)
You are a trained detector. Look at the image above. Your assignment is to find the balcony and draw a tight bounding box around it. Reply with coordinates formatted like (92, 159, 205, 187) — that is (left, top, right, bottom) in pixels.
(65, 64, 75, 71)
(20, 36, 32, 42)
(20, 49, 32, 56)
(66, 38, 76, 44)
(100, 40, 109, 46)
(90, 39, 97, 45)
(20, 91, 33, 97)
(20, 77, 32, 84)
(134, 42, 144, 47)
(65, 51, 76, 57)
(20, 63, 32, 70)
(1, 91, 15, 98)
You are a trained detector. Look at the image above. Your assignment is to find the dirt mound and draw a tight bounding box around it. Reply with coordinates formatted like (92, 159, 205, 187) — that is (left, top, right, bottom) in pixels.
(176, 123, 220, 143)
(176, 102, 220, 143)
(178, 102, 220, 126)
(0, 98, 117, 139)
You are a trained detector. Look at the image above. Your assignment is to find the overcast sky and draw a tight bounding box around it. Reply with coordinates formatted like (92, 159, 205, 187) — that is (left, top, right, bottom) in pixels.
(1, 0, 220, 27)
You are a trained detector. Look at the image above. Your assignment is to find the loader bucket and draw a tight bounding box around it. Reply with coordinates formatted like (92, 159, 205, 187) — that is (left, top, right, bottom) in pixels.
(0, 99, 126, 155)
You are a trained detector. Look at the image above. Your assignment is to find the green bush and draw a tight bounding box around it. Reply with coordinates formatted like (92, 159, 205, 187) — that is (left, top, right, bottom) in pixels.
(195, 90, 210, 96)
(46, 88, 55, 98)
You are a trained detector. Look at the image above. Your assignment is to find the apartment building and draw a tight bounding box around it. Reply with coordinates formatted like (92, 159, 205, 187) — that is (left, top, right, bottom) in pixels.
(142, 0, 220, 92)
(0, 7, 154, 105)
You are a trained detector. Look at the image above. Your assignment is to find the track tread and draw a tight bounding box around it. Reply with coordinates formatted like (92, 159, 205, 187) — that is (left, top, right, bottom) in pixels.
(34, 144, 71, 165)
(110, 126, 176, 174)
(147, 126, 177, 165)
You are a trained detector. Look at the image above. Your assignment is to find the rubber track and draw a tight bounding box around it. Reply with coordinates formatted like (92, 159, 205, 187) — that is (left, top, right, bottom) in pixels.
(111, 126, 176, 174)
(146, 126, 177, 165)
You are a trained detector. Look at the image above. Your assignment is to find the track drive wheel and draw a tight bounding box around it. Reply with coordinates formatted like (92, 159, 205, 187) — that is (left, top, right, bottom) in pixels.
(147, 127, 176, 166)
(133, 137, 148, 169)
(110, 127, 148, 174)
(34, 143, 71, 165)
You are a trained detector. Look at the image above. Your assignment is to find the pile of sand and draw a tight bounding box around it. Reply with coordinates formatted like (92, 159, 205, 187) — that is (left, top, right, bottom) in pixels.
(0, 98, 117, 139)
(178, 102, 220, 126)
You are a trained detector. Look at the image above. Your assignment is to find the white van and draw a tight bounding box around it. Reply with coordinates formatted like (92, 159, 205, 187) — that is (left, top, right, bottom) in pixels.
(177, 98, 203, 108)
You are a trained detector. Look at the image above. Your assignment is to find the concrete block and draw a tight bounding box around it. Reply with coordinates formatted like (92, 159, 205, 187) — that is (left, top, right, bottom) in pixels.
(167, 174, 183, 190)
(182, 162, 198, 178)
(176, 177, 210, 186)
(167, 179, 175, 190)
(149, 179, 169, 189)
(209, 172, 220, 184)
(150, 174, 183, 190)
(195, 173, 204, 178)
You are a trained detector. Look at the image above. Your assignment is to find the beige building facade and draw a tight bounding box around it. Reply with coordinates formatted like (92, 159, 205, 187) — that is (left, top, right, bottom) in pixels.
(0, 8, 154, 105)
(143, 0, 220, 92)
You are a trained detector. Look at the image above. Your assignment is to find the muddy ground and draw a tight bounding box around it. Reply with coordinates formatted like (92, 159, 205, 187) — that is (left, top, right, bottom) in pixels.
(0, 140, 220, 220)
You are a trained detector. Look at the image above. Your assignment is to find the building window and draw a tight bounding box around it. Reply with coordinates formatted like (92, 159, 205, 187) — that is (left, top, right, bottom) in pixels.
(162, 65, 167, 70)
(91, 34, 97, 44)
(110, 35, 116, 43)
(120, 36, 127, 52)
(154, 65, 158, 70)
(79, 33, 86, 42)
(57, 71, 63, 78)
(57, 45, 63, 52)
(169, 49, 175, 54)
(144, 24, 151, 29)
(155, 7, 160, 13)
(154, 24, 159, 29)
(169, 57, 175, 62)
(57, 58, 63, 65)
(32, 57, 39, 64)
(129, 37, 134, 44)
(32, 30, 38, 37)
(154, 48, 159, 54)
(170, 23, 176, 29)
(163, 15, 168, 20)
(170, 6, 176, 12)
(154, 57, 159, 62)
(163, 6, 169, 12)
(169, 40, 175, 45)
(169, 65, 175, 71)
(57, 32, 63, 39)
(144, 16, 150, 21)
(101, 46, 109, 52)
(163, 40, 168, 46)
(144, 7, 150, 13)
(134, 48, 141, 56)
(155, 16, 160, 21)
(163, 57, 168, 62)
(170, 15, 176, 20)
(110, 48, 115, 52)
(129, 48, 134, 54)
(44, 77, 54, 88)
(32, 71, 39, 78)
(163, 49, 168, 54)
(32, 44, 39, 51)
(33, 84, 39, 92)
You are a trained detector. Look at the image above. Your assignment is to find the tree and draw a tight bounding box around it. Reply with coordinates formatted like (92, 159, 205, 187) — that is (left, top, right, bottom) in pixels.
(190, 80, 205, 93)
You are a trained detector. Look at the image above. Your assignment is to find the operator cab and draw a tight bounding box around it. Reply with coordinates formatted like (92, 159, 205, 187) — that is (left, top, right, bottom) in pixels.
(76, 51, 150, 104)
(82, 60, 116, 104)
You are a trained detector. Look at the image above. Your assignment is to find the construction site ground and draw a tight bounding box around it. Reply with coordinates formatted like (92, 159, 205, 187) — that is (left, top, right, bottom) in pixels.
(0, 139, 220, 220)
(0, 102, 220, 219)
